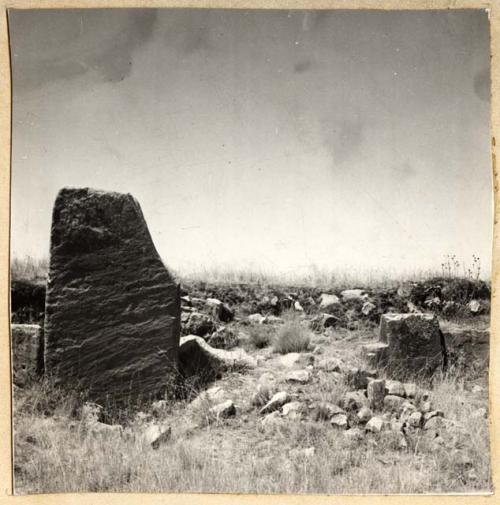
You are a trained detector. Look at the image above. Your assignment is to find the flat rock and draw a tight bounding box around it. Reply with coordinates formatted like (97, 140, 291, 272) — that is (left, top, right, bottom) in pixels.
(44, 188, 180, 404)
(385, 380, 406, 397)
(341, 289, 369, 302)
(286, 369, 310, 384)
(179, 336, 256, 381)
(331, 413, 348, 428)
(282, 401, 302, 417)
(318, 293, 341, 313)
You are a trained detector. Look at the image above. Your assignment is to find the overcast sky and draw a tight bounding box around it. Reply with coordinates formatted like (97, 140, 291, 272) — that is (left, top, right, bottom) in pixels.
(9, 8, 492, 278)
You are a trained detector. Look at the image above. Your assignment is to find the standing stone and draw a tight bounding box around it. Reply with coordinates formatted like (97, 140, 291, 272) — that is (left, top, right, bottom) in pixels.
(44, 188, 180, 405)
(379, 313, 446, 374)
(11, 324, 44, 386)
(367, 379, 385, 411)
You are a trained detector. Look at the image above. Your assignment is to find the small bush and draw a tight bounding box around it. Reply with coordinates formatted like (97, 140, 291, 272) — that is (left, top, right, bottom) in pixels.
(273, 313, 311, 354)
(247, 325, 272, 349)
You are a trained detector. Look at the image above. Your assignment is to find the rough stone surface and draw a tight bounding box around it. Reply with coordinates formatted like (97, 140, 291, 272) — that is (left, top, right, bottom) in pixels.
(44, 188, 180, 404)
(286, 370, 310, 384)
(318, 293, 341, 312)
(383, 395, 405, 412)
(379, 313, 446, 374)
(178, 335, 256, 383)
(260, 391, 290, 414)
(365, 416, 384, 433)
(367, 379, 386, 411)
(11, 324, 44, 387)
(331, 413, 349, 428)
(385, 380, 406, 397)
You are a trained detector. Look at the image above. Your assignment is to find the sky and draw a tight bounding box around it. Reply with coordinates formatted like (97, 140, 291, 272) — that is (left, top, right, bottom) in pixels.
(8, 8, 493, 278)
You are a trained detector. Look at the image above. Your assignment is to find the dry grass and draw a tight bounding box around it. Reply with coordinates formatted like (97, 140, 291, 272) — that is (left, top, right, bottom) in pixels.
(13, 362, 491, 494)
(272, 312, 311, 354)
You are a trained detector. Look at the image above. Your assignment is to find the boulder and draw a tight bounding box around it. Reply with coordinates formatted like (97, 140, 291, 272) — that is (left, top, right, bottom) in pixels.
(43, 188, 180, 404)
(317, 357, 343, 372)
(184, 312, 216, 337)
(178, 335, 256, 382)
(331, 413, 349, 428)
(357, 407, 373, 423)
(343, 391, 368, 412)
(260, 391, 290, 415)
(385, 380, 406, 397)
(206, 298, 234, 323)
(282, 401, 302, 417)
(318, 293, 341, 313)
(286, 370, 310, 384)
(142, 423, 171, 449)
(312, 401, 344, 421)
(365, 416, 384, 433)
(379, 313, 446, 374)
(361, 302, 376, 316)
(11, 324, 44, 386)
(209, 400, 236, 419)
(383, 395, 405, 412)
(248, 313, 266, 324)
(341, 289, 369, 302)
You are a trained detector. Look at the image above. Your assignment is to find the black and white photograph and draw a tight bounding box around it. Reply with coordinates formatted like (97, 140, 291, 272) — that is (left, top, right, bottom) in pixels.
(8, 7, 493, 494)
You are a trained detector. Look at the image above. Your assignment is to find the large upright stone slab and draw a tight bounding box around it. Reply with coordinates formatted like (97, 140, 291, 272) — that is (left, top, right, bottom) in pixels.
(44, 188, 180, 405)
(379, 313, 446, 374)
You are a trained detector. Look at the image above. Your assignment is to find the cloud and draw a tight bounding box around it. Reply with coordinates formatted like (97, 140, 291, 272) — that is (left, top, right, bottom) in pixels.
(9, 9, 157, 90)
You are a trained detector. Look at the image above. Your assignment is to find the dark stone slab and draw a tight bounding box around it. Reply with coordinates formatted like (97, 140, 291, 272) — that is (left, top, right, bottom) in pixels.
(11, 323, 44, 386)
(44, 188, 180, 405)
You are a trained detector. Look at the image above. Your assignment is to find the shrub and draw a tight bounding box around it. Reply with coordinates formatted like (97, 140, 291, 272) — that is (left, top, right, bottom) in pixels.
(247, 325, 272, 349)
(273, 313, 311, 354)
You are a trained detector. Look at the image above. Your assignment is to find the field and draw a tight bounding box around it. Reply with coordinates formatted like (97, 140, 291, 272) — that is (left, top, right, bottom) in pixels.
(11, 258, 492, 494)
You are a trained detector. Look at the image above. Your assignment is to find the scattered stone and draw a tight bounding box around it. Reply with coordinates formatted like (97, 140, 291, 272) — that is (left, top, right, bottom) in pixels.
(282, 401, 302, 417)
(321, 313, 340, 328)
(365, 416, 384, 433)
(261, 411, 284, 429)
(248, 313, 266, 324)
(379, 313, 446, 375)
(11, 324, 43, 387)
(331, 413, 349, 428)
(286, 370, 310, 384)
(142, 423, 171, 449)
(189, 386, 226, 410)
(317, 357, 343, 372)
(357, 407, 373, 423)
(294, 301, 304, 312)
(205, 298, 234, 322)
(312, 401, 345, 421)
(279, 353, 302, 368)
(383, 395, 405, 412)
(424, 416, 444, 431)
(260, 391, 290, 414)
(209, 400, 236, 419)
(468, 300, 482, 314)
(184, 312, 216, 337)
(408, 411, 423, 428)
(403, 383, 417, 399)
(385, 380, 406, 397)
(43, 188, 181, 405)
(423, 410, 444, 423)
(420, 400, 432, 414)
(471, 385, 484, 394)
(361, 302, 376, 316)
(346, 367, 370, 390)
(318, 293, 341, 312)
(341, 289, 369, 302)
(367, 379, 386, 410)
(343, 391, 368, 412)
(264, 315, 284, 325)
(252, 383, 272, 407)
